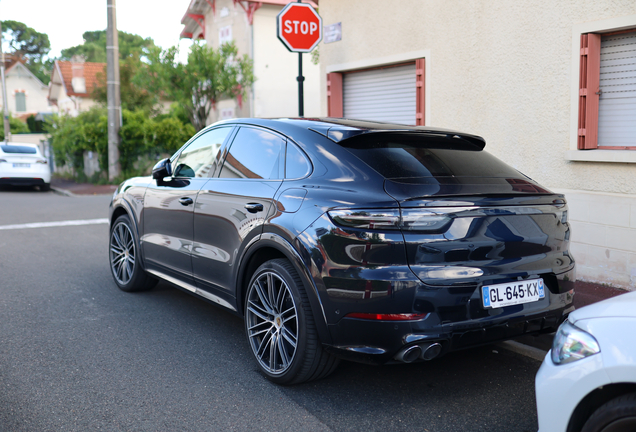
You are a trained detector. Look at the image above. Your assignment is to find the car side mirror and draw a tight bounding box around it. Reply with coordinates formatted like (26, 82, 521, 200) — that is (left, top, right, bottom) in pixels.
(152, 158, 172, 180)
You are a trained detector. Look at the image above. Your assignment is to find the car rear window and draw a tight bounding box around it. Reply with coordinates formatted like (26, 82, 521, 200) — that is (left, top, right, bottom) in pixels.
(1, 145, 37, 154)
(339, 135, 523, 179)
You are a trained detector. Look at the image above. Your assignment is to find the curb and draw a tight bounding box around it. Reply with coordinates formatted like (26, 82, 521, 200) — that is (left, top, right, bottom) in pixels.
(51, 187, 77, 197)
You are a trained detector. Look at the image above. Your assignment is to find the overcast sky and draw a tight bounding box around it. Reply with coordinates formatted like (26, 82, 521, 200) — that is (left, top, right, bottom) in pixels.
(0, 0, 193, 58)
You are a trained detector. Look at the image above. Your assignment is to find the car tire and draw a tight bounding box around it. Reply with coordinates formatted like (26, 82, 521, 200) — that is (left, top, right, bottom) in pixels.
(109, 214, 157, 292)
(244, 258, 339, 385)
(40, 183, 50, 192)
(582, 392, 636, 432)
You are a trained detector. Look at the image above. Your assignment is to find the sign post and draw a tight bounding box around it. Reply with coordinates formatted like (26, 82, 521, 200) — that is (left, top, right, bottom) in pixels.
(276, 2, 322, 117)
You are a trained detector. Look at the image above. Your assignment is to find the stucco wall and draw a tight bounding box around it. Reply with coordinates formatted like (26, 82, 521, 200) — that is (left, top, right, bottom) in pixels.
(554, 188, 636, 288)
(319, 0, 636, 289)
(319, 0, 636, 195)
(252, 4, 320, 117)
(202, 1, 321, 120)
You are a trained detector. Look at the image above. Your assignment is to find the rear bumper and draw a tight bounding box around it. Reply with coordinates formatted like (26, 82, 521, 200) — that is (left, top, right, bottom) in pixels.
(0, 177, 47, 186)
(324, 290, 573, 365)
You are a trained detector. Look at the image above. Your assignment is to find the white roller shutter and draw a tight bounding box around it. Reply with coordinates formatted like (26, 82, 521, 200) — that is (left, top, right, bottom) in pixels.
(598, 30, 636, 147)
(343, 64, 416, 125)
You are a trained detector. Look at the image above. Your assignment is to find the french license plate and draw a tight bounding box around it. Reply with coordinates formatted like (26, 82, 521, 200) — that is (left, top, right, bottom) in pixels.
(13, 163, 30, 168)
(481, 278, 545, 309)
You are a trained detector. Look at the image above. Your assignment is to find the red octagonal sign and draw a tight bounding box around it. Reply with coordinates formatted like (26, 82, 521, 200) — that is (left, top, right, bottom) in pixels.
(277, 3, 322, 53)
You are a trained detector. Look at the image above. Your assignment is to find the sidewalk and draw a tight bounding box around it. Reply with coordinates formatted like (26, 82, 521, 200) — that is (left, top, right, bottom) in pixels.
(51, 178, 118, 196)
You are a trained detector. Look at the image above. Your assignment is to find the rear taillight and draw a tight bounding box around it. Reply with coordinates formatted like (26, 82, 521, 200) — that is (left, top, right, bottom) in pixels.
(0, 158, 6, 163)
(328, 208, 452, 232)
(36, 159, 48, 164)
(328, 209, 401, 230)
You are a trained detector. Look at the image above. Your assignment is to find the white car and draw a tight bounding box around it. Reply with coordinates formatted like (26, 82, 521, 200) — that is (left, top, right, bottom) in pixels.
(0, 142, 51, 191)
(536, 291, 636, 432)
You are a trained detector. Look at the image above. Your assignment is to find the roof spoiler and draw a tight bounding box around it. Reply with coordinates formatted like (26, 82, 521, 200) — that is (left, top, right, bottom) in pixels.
(312, 129, 486, 151)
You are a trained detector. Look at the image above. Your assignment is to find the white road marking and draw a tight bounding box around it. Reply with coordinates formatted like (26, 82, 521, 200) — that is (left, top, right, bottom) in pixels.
(497, 340, 548, 362)
(0, 218, 109, 231)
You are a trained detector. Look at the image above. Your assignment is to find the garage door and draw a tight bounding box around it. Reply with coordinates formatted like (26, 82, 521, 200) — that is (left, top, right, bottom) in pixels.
(343, 64, 416, 125)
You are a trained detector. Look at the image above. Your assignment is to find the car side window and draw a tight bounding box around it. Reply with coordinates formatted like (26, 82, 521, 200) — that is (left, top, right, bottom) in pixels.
(173, 127, 232, 178)
(285, 142, 311, 179)
(219, 127, 285, 180)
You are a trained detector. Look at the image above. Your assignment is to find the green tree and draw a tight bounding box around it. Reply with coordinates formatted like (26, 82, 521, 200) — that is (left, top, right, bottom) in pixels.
(0, 116, 30, 137)
(141, 42, 254, 131)
(47, 107, 194, 181)
(91, 55, 159, 113)
(1, 20, 52, 84)
(60, 30, 155, 62)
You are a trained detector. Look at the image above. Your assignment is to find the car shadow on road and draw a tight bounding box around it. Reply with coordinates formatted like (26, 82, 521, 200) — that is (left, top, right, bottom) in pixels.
(141, 281, 540, 432)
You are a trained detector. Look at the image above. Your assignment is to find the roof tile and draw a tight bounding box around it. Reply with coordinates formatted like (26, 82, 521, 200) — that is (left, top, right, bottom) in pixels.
(56, 61, 107, 97)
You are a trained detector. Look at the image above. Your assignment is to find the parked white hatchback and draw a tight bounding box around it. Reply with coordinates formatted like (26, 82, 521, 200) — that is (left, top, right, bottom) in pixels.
(0, 142, 51, 191)
(536, 291, 636, 432)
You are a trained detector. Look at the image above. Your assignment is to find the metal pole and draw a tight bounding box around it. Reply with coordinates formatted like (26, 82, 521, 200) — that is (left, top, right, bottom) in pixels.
(0, 22, 12, 142)
(296, 0, 304, 117)
(107, 0, 121, 181)
(297, 52, 304, 117)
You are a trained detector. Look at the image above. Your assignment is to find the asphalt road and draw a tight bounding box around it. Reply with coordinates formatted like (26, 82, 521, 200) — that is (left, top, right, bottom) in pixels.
(0, 187, 542, 432)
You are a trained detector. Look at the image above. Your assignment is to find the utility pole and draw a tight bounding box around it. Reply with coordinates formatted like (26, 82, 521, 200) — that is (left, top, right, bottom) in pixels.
(0, 21, 12, 142)
(106, 0, 121, 181)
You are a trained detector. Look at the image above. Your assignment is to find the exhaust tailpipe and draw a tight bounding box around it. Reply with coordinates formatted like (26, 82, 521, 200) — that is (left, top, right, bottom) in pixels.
(420, 342, 442, 360)
(394, 345, 423, 363)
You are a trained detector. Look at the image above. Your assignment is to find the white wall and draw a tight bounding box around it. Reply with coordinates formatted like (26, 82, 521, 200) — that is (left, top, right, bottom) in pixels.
(555, 189, 636, 289)
(252, 4, 321, 117)
(2, 63, 51, 115)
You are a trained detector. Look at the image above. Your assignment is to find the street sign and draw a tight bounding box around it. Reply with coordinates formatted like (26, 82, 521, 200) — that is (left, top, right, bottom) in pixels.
(277, 3, 322, 53)
(324, 22, 342, 44)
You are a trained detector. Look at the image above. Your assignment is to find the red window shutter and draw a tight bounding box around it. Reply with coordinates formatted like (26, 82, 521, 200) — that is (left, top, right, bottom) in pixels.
(578, 33, 601, 149)
(415, 58, 425, 126)
(327, 72, 343, 117)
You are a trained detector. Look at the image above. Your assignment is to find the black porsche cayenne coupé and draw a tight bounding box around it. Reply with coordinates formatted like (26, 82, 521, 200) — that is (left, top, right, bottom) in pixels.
(108, 118, 575, 384)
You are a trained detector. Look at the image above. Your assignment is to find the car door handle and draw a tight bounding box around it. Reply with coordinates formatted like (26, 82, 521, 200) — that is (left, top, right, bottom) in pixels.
(179, 197, 194, 206)
(245, 203, 264, 213)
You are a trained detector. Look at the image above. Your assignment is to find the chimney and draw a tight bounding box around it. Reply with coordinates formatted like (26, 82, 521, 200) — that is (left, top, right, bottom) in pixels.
(71, 55, 86, 93)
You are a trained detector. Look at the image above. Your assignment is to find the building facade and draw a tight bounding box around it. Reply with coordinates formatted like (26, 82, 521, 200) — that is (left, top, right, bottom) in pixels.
(48, 57, 105, 116)
(318, 1, 636, 289)
(0, 60, 51, 120)
(180, 0, 320, 123)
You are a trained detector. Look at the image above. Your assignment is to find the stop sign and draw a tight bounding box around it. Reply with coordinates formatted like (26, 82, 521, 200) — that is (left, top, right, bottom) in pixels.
(277, 3, 322, 53)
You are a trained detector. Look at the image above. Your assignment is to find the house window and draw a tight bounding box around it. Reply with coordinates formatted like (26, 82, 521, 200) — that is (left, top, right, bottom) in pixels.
(15, 92, 26, 112)
(578, 30, 636, 149)
(219, 26, 232, 45)
(327, 58, 426, 126)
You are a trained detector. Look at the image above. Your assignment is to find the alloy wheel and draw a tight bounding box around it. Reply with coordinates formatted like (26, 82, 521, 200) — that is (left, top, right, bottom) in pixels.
(246, 271, 299, 375)
(110, 221, 136, 285)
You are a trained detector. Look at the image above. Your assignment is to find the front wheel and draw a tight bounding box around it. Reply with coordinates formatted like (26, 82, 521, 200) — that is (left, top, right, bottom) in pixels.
(109, 214, 157, 292)
(244, 259, 339, 385)
(582, 392, 636, 432)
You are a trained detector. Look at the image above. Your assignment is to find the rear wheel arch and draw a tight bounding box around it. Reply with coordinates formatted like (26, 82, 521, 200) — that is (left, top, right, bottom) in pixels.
(237, 235, 332, 345)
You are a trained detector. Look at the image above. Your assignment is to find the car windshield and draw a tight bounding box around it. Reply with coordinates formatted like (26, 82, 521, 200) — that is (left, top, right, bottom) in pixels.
(1, 145, 37, 154)
(339, 136, 523, 179)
